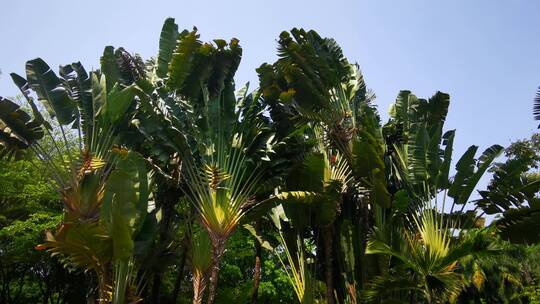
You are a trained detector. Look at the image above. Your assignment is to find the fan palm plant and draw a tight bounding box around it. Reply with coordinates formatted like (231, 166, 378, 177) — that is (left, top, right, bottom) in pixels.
(459, 232, 528, 303)
(0, 58, 151, 303)
(475, 134, 540, 244)
(384, 90, 504, 215)
(257, 29, 369, 303)
(124, 18, 281, 303)
(365, 204, 497, 303)
(257, 27, 507, 303)
(183, 132, 263, 304)
(248, 139, 352, 303)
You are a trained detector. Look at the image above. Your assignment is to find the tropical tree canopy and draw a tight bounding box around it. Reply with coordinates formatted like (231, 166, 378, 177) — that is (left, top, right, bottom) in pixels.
(0, 17, 539, 304)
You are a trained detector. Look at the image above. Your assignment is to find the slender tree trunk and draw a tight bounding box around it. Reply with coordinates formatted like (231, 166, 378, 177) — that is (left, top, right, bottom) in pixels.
(358, 195, 372, 290)
(323, 225, 335, 304)
(207, 238, 226, 304)
(172, 212, 195, 303)
(172, 241, 189, 303)
(98, 266, 110, 304)
(251, 221, 262, 304)
(410, 290, 419, 304)
(192, 272, 208, 304)
(86, 275, 97, 304)
(150, 273, 162, 304)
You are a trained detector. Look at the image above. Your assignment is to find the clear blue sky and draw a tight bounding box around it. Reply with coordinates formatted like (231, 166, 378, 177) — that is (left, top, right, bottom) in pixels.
(1, 0, 539, 182)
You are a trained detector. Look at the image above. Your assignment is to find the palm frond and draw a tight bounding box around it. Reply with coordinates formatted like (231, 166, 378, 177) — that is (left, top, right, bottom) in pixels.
(269, 205, 312, 304)
(534, 86, 540, 124)
(363, 274, 422, 304)
(183, 133, 261, 238)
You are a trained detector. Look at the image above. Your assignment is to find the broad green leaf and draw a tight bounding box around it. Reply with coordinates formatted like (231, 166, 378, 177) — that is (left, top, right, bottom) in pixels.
(26, 58, 76, 125)
(425, 91, 450, 138)
(157, 18, 179, 78)
(167, 28, 201, 90)
(43, 222, 112, 274)
(353, 132, 391, 208)
(0, 97, 43, 144)
(243, 223, 274, 251)
(496, 206, 540, 244)
(449, 145, 503, 204)
(392, 189, 409, 213)
(59, 62, 95, 144)
(101, 151, 149, 261)
(448, 145, 479, 202)
(92, 73, 107, 111)
(101, 85, 137, 124)
(100, 46, 121, 92)
(190, 224, 212, 274)
(409, 124, 429, 183)
(10, 72, 52, 130)
(437, 130, 455, 189)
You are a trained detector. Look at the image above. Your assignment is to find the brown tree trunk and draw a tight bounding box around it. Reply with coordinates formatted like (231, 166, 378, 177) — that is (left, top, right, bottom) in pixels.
(150, 273, 162, 304)
(358, 195, 372, 290)
(410, 290, 419, 304)
(172, 240, 189, 303)
(97, 266, 111, 304)
(251, 221, 262, 304)
(323, 225, 335, 304)
(192, 272, 207, 304)
(207, 238, 226, 304)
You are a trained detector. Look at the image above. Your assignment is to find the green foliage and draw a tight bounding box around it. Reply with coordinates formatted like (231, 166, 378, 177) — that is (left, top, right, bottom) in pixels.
(0, 211, 91, 304)
(0, 159, 90, 304)
(25, 58, 77, 125)
(0, 97, 44, 159)
(477, 134, 540, 243)
(1, 212, 61, 262)
(448, 144, 504, 205)
(366, 210, 497, 303)
(0, 17, 539, 304)
(157, 18, 179, 78)
(0, 160, 57, 223)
